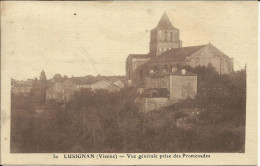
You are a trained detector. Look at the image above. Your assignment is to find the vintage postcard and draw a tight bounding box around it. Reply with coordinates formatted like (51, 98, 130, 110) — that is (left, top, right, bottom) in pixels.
(0, 1, 258, 165)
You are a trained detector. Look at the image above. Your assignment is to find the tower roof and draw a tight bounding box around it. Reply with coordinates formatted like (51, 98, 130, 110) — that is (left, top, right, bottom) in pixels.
(156, 12, 175, 30)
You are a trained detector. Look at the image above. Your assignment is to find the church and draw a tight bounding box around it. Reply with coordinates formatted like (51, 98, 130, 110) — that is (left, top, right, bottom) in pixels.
(126, 12, 234, 87)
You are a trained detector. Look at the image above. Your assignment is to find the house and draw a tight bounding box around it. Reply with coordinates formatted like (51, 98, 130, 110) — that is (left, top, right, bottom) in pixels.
(144, 69, 197, 102)
(11, 78, 33, 96)
(76, 84, 91, 89)
(46, 80, 77, 102)
(126, 12, 234, 87)
(11, 85, 32, 96)
(70, 78, 91, 90)
(90, 80, 120, 92)
(136, 69, 197, 112)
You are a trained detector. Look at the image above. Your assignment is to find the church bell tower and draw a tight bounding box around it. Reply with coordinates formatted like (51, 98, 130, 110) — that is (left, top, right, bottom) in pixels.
(150, 12, 182, 56)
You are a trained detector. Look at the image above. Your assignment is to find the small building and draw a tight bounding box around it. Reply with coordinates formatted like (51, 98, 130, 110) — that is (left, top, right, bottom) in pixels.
(11, 85, 32, 96)
(144, 69, 197, 103)
(71, 79, 91, 89)
(46, 80, 77, 102)
(70, 77, 92, 90)
(11, 78, 33, 96)
(91, 80, 120, 92)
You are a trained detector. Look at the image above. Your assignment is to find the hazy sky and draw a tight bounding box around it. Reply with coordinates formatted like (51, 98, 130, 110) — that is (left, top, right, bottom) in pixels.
(2, 1, 258, 80)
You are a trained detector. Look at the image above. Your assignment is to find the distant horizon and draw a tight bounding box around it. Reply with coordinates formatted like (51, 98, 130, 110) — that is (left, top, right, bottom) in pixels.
(11, 72, 126, 81)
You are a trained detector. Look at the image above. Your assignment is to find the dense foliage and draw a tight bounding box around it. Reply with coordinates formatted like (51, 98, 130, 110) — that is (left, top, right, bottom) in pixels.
(11, 66, 246, 153)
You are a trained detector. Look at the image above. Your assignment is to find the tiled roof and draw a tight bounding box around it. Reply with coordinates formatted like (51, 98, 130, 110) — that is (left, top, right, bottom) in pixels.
(148, 45, 206, 64)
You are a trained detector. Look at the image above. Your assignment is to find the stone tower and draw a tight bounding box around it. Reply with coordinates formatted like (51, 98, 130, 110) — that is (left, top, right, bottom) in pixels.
(150, 12, 182, 56)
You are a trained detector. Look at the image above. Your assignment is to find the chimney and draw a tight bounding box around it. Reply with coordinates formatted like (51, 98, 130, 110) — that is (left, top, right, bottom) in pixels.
(181, 69, 186, 75)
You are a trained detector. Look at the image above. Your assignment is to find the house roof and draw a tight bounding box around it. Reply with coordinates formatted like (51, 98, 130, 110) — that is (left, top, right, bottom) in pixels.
(91, 79, 121, 89)
(133, 45, 206, 72)
(148, 45, 206, 64)
(70, 77, 93, 85)
(148, 70, 197, 78)
(128, 54, 150, 59)
(207, 42, 231, 60)
(46, 80, 77, 93)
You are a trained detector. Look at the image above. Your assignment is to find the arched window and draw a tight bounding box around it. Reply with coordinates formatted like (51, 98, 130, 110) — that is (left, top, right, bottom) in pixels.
(128, 69, 131, 80)
(164, 31, 167, 42)
(170, 32, 173, 42)
(159, 30, 163, 41)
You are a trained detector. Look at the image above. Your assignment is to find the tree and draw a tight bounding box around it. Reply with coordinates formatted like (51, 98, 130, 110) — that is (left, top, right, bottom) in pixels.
(30, 70, 48, 106)
(53, 74, 63, 82)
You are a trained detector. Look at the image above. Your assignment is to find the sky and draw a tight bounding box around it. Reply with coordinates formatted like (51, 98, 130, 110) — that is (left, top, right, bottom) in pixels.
(1, 1, 258, 80)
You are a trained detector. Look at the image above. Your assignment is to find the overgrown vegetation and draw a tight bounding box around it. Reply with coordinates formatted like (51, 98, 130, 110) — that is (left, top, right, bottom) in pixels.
(11, 65, 246, 153)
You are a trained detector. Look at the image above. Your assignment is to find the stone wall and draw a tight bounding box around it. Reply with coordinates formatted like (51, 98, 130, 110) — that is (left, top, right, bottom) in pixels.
(126, 55, 149, 86)
(144, 75, 170, 90)
(140, 97, 169, 113)
(169, 75, 197, 101)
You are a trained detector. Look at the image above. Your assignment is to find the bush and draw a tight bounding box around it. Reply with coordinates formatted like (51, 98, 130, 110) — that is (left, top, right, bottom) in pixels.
(174, 111, 187, 119)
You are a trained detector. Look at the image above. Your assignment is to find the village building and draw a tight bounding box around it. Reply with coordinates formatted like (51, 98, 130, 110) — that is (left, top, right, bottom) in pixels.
(51, 74, 63, 83)
(126, 12, 234, 87)
(11, 78, 34, 96)
(136, 69, 197, 112)
(46, 80, 77, 103)
(90, 80, 120, 92)
(46, 78, 123, 103)
(76, 84, 91, 89)
(11, 85, 33, 96)
(144, 69, 197, 101)
(71, 78, 91, 89)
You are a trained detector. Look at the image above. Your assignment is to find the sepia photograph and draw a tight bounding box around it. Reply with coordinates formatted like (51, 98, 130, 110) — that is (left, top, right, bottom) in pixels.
(1, 1, 258, 165)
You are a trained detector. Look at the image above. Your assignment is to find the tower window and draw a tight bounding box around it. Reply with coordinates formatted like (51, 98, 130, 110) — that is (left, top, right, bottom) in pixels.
(181, 90, 187, 98)
(128, 69, 131, 80)
(164, 31, 167, 42)
(170, 32, 173, 42)
(158, 30, 163, 41)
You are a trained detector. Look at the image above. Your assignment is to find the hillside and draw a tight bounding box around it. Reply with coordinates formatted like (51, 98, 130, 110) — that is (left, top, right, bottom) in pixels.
(11, 66, 246, 153)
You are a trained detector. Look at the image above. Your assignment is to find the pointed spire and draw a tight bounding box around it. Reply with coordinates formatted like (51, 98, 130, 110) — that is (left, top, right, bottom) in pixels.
(156, 12, 174, 29)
